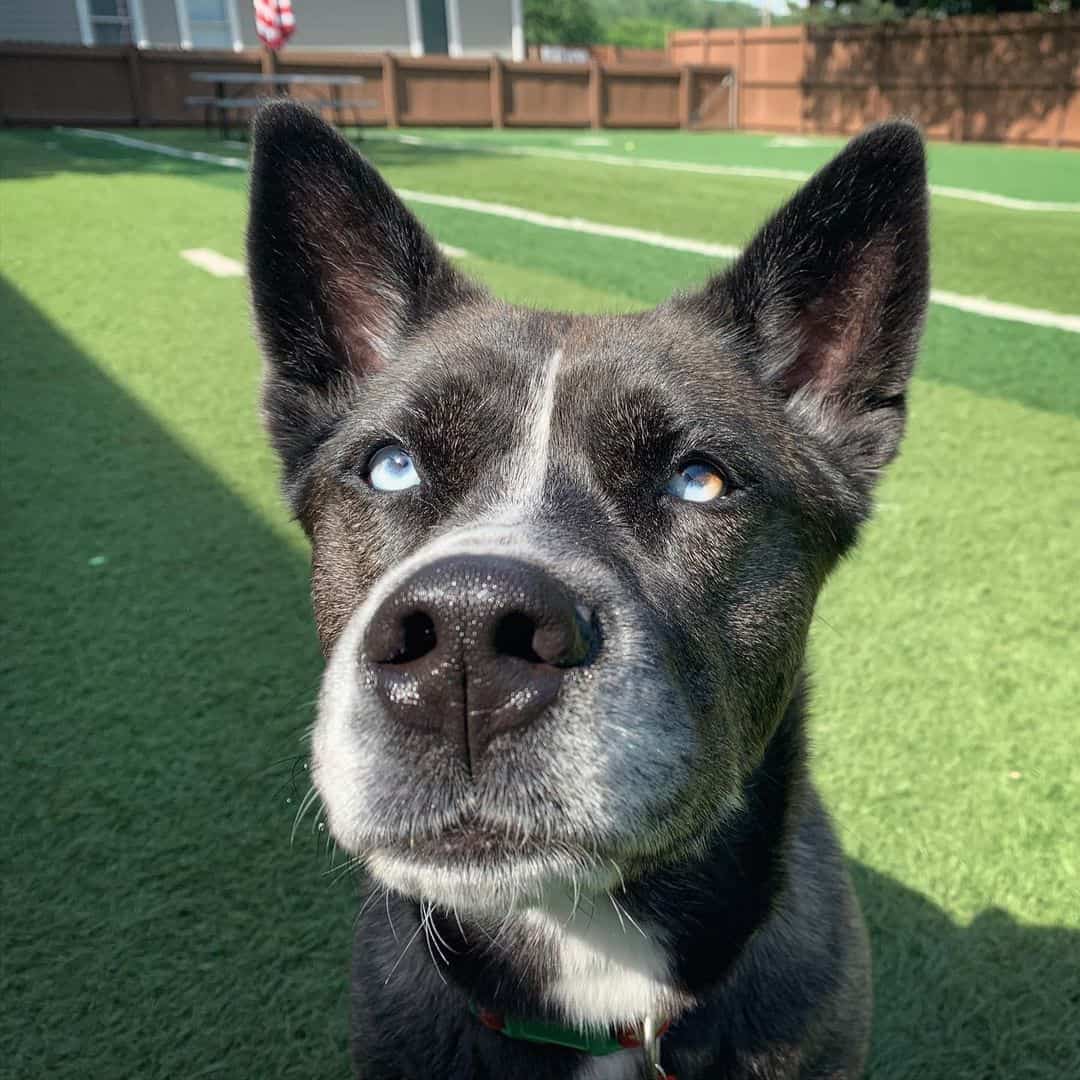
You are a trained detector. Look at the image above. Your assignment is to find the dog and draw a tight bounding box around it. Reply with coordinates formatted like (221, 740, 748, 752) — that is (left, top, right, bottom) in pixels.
(247, 102, 929, 1079)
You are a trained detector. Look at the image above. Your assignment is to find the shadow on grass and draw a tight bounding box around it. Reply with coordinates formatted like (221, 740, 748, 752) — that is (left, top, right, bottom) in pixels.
(1, 273, 351, 1078)
(2, 277, 1076, 1077)
(855, 864, 1080, 1078)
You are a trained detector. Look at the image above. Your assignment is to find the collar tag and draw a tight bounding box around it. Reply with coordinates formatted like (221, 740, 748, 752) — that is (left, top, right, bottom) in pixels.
(639, 1014, 674, 1080)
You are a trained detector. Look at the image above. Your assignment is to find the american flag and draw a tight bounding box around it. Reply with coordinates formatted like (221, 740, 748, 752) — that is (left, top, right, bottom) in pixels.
(254, 0, 295, 51)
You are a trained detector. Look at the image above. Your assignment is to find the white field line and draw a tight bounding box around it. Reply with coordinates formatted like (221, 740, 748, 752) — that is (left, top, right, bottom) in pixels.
(65, 124, 1080, 214)
(180, 248, 245, 277)
(768, 136, 838, 149)
(58, 128, 1080, 335)
(396, 188, 742, 260)
(368, 131, 1080, 215)
(929, 289, 1080, 334)
(180, 244, 465, 275)
(929, 184, 1080, 214)
(63, 126, 249, 168)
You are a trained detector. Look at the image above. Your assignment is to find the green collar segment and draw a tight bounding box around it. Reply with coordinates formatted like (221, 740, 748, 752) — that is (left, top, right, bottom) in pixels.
(472, 1004, 669, 1056)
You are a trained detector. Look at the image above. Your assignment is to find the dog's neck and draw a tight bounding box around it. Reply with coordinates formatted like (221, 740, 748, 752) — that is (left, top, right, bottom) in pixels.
(419, 695, 806, 1031)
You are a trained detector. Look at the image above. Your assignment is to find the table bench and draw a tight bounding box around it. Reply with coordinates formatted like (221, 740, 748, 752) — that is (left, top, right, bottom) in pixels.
(186, 72, 376, 139)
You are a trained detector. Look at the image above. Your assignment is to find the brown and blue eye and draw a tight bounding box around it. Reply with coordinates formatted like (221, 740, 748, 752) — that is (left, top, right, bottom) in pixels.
(666, 460, 727, 503)
(367, 445, 420, 492)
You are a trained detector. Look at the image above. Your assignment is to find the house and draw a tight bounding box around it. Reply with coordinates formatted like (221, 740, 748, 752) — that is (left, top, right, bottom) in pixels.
(0, 0, 525, 59)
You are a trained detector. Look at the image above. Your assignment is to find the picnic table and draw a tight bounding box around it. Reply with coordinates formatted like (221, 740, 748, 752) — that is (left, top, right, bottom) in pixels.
(186, 72, 376, 138)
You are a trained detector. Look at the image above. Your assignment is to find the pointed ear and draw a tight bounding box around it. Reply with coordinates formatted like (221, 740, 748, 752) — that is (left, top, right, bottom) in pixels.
(246, 102, 481, 484)
(690, 121, 929, 491)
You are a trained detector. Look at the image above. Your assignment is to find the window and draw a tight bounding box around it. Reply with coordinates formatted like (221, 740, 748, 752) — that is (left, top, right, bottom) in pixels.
(186, 0, 232, 49)
(88, 0, 134, 44)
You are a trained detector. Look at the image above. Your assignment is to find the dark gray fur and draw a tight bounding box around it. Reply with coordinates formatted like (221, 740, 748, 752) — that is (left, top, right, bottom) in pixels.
(247, 102, 929, 1079)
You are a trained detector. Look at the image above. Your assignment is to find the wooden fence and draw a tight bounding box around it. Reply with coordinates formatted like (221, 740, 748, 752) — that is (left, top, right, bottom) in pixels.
(0, 43, 732, 131)
(669, 12, 1080, 147)
(4, 13, 1076, 145)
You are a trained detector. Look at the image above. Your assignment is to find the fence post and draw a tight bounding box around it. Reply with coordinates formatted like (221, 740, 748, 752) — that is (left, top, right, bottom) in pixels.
(489, 55, 505, 129)
(797, 24, 809, 133)
(678, 65, 692, 129)
(588, 59, 603, 129)
(953, 22, 968, 142)
(1051, 16, 1071, 147)
(125, 46, 146, 126)
(735, 29, 745, 130)
(1045, 15, 1071, 149)
(868, 25, 883, 127)
(382, 52, 400, 128)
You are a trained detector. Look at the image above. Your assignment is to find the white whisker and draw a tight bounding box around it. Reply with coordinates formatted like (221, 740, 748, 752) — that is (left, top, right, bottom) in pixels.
(608, 892, 627, 934)
(383, 915, 427, 986)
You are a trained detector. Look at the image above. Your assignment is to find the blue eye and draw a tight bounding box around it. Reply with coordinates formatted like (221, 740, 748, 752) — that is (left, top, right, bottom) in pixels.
(367, 445, 420, 492)
(665, 460, 728, 503)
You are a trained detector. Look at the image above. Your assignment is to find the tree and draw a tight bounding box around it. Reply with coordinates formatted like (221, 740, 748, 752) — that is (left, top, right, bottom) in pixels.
(524, 0, 603, 45)
(800, 0, 1073, 16)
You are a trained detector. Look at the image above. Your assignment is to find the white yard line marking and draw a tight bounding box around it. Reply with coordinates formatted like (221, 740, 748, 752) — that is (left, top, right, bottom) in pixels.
(58, 128, 1080, 334)
(376, 132, 809, 182)
(180, 248, 245, 277)
(928, 289, 1080, 334)
(396, 187, 742, 260)
(178, 242, 463, 275)
(64, 124, 1080, 214)
(767, 136, 830, 149)
(64, 126, 248, 168)
(370, 132, 1080, 215)
(928, 184, 1080, 214)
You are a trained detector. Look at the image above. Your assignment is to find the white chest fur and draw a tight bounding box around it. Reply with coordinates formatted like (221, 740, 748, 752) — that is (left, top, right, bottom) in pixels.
(518, 893, 689, 1031)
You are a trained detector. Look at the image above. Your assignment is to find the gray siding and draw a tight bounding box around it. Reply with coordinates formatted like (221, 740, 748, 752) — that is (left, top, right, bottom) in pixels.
(238, 0, 410, 53)
(0, 0, 511, 54)
(0, 0, 82, 44)
(141, 0, 181, 47)
(457, 0, 511, 57)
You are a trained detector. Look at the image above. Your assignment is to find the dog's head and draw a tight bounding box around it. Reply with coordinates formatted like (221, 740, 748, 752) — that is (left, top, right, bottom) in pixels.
(248, 105, 928, 916)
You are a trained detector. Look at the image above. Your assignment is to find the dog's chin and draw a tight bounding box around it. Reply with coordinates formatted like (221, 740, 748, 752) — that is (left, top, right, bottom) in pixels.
(364, 838, 621, 916)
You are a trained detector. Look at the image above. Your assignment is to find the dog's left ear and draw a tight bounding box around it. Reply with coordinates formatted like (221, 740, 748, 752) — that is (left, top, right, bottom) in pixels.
(688, 121, 929, 491)
(247, 102, 482, 487)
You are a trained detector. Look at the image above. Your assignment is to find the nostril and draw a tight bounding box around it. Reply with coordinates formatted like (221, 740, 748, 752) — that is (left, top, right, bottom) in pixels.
(380, 611, 437, 665)
(493, 612, 544, 664)
(493, 607, 595, 669)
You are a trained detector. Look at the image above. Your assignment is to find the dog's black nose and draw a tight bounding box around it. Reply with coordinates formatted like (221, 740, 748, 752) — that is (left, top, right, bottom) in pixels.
(363, 555, 594, 770)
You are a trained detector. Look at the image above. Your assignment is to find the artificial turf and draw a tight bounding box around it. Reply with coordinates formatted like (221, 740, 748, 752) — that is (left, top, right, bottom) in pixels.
(3, 126, 1078, 1079)
(375, 126, 1080, 204)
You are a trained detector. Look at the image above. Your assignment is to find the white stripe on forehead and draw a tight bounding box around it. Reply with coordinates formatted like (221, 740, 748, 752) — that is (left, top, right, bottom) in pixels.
(502, 346, 563, 510)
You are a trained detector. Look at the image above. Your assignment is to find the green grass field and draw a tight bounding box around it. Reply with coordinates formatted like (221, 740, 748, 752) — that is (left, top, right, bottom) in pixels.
(3, 125, 1078, 1079)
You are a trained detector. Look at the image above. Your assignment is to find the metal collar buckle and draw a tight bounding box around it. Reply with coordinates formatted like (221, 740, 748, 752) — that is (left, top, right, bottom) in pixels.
(640, 1014, 671, 1079)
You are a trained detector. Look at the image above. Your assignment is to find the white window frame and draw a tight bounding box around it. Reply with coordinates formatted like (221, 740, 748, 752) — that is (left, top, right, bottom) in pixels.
(175, 0, 243, 51)
(75, 0, 147, 47)
(445, 0, 463, 58)
(405, 0, 424, 57)
(510, 0, 524, 62)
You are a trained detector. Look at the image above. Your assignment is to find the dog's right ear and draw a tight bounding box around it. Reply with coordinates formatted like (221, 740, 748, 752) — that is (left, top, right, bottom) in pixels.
(247, 102, 481, 487)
